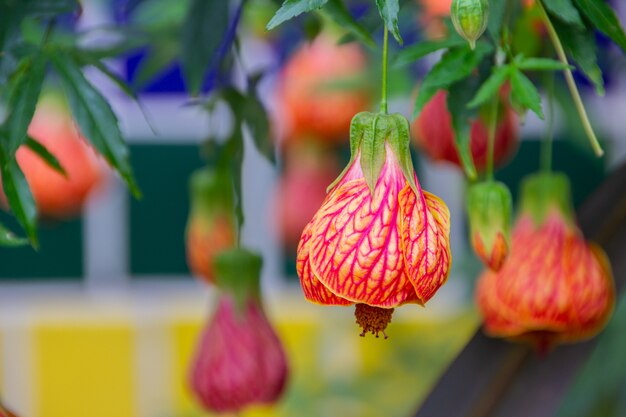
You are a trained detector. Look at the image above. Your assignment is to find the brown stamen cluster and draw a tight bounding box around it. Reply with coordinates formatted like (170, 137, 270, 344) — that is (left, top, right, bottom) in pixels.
(354, 304, 394, 338)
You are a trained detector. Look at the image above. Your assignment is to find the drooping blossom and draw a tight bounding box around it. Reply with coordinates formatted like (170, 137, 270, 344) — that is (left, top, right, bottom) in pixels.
(185, 168, 237, 284)
(189, 249, 288, 413)
(412, 90, 518, 172)
(297, 112, 451, 337)
(476, 173, 614, 351)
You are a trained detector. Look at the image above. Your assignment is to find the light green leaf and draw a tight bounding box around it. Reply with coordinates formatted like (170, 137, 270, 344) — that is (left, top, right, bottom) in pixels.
(375, 0, 402, 44)
(413, 42, 493, 118)
(181, 0, 229, 95)
(393, 37, 466, 67)
(573, 0, 626, 53)
(468, 65, 511, 108)
(267, 0, 329, 30)
(49, 51, 140, 197)
(510, 68, 544, 119)
(516, 57, 573, 71)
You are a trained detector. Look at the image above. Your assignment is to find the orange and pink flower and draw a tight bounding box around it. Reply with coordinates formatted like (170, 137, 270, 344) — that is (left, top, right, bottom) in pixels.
(297, 112, 452, 337)
(476, 173, 614, 351)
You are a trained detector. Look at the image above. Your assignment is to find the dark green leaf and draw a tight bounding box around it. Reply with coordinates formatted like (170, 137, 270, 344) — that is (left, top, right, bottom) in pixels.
(266, 0, 329, 30)
(553, 19, 604, 95)
(181, 0, 229, 95)
(543, 0, 583, 27)
(132, 43, 179, 88)
(510, 68, 544, 119)
(22, 0, 80, 15)
(487, 0, 506, 40)
(243, 95, 275, 163)
(413, 42, 493, 118)
(393, 37, 466, 67)
(5, 54, 46, 155)
(468, 65, 511, 108)
(573, 0, 626, 53)
(375, 0, 402, 44)
(516, 57, 573, 71)
(49, 51, 140, 197)
(73, 50, 140, 100)
(0, 143, 37, 246)
(447, 77, 480, 179)
(0, 221, 28, 247)
(324, 0, 375, 47)
(25, 136, 66, 176)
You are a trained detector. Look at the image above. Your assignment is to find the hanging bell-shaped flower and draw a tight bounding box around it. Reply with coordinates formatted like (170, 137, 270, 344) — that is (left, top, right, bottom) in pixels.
(189, 249, 289, 414)
(451, 0, 489, 49)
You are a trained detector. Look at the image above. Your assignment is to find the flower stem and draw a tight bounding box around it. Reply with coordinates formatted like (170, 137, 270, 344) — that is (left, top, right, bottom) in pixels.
(486, 95, 499, 181)
(538, 0, 603, 157)
(380, 26, 389, 114)
(541, 73, 555, 173)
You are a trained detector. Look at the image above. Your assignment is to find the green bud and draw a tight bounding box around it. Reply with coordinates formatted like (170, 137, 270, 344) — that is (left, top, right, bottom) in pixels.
(519, 172, 575, 226)
(214, 248, 263, 310)
(467, 181, 512, 270)
(451, 0, 489, 50)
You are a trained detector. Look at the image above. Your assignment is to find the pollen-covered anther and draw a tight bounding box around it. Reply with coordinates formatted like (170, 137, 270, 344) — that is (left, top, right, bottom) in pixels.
(355, 304, 394, 338)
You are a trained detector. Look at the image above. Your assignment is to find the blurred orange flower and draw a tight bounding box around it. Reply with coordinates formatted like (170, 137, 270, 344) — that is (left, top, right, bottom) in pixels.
(476, 173, 614, 351)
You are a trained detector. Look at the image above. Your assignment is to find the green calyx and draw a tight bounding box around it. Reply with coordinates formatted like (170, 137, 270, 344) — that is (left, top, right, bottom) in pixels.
(451, 0, 489, 50)
(519, 172, 575, 226)
(327, 112, 417, 195)
(467, 181, 512, 249)
(189, 168, 236, 218)
(214, 248, 263, 311)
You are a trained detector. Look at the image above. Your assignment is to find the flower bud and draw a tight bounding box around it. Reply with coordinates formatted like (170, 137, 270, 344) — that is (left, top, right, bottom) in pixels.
(451, 0, 489, 49)
(467, 181, 512, 271)
(185, 168, 237, 284)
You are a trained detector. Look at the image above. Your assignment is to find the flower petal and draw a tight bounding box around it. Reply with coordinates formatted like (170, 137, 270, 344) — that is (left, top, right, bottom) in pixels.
(399, 187, 451, 304)
(308, 164, 420, 308)
(296, 219, 352, 306)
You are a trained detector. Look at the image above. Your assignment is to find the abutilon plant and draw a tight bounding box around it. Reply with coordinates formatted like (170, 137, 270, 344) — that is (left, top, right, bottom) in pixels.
(189, 249, 289, 414)
(297, 111, 451, 337)
(185, 168, 237, 284)
(476, 173, 615, 351)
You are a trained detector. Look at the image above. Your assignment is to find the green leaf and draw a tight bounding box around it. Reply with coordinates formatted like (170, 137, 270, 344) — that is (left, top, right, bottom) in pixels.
(0, 143, 37, 246)
(323, 0, 375, 48)
(5, 53, 46, 155)
(375, 0, 402, 44)
(413, 42, 493, 118)
(73, 51, 139, 100)
(393, 37, 466, 67)
(181, 0, 229, 95)
(553, 19, 605, 95)
(468, 65, 511, 108)
(573, 0, 626, 53)
(447, 76, 480, 179)
(543, 0, 583, 27)
(510, 68, 544, 119)
(49, 51, 140, 197)
(22, 0, 80, 15)
(132, 42, 179, 88)
(25, 136, 66, 177)
(516, 57, 573, 71)
(487, 0, 507, 40)
(243, 94, 275, 163)
(266, 0, 329, 30)
(0, 221, 28, 247)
